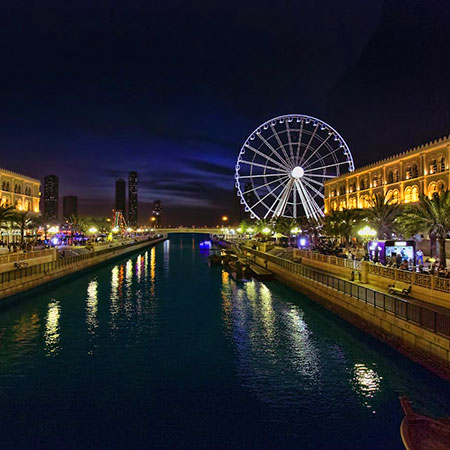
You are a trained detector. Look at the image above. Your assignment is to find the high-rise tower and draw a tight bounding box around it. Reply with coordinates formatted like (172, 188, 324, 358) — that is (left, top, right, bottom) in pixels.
(152, 200, 161, 227)
(115, 178, 126, 215)
(128, 171, 138, 227)
(44, 174, 59, 220)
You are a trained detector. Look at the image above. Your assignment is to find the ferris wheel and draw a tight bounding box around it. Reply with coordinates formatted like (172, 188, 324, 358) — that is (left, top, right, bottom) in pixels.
(235, 114, 354, 221)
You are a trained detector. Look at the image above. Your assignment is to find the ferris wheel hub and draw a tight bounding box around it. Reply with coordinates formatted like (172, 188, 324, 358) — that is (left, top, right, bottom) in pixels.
(291, 166, 304, 179)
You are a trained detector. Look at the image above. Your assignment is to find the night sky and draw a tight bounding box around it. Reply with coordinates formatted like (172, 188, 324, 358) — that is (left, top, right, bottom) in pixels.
(1, 0, 449, 225)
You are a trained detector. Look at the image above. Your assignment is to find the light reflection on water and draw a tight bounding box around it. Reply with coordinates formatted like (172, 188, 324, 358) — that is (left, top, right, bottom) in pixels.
(86, 278, 98, 334)
(352, 363, 382, 411)
(44, 299, 61, 356)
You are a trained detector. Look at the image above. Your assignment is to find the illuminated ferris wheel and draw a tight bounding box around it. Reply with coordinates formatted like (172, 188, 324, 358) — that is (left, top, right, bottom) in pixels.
(235, 114, 354, 221)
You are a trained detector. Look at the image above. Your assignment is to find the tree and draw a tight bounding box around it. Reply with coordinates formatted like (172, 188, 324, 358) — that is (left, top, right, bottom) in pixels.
(0, 206, 15, 243)
(366, 192, 401, 239)
(274, 217, 297, 236)
(12, 211, 37, 243)
(397, 191, 450, 267)
(323, 209, 361, 250)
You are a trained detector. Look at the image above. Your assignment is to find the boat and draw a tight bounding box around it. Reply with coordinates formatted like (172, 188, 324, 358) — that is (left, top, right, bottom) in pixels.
(400, 396, 450, 450)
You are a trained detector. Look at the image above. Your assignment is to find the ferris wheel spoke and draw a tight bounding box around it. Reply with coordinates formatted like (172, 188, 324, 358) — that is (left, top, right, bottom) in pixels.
(270, 123, 291, 165)
(301, 175, 326, 189)
(304, 173, 339, 179)
(301, 134, 333, 168)
(273, 179, 294, 218)
(244, 143, 290, 171)
(252, 178, 289, 208)
(303, 144, 342, 171)
(256, 133, 291, 169)
(239, 159, 288, 173)
(297, 180, 323, 221)
(294, 119, 304, 164)
(263, 179, 292, 219)
(285, 121, 295, 162)
(241, 175, 289, 196)
(239, 173, 290, 179)
(298, 123, 319, 166)
(294, 180, 314, 219)
(304, 161, 350, 172)
(301, 177, 325, 199)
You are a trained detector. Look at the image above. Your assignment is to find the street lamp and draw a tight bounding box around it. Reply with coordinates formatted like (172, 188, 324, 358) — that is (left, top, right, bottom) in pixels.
(88, 227, 98, 234)
(358, 226, 377, 241)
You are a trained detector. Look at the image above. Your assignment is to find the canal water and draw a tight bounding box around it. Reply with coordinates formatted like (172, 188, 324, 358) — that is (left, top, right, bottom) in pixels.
(0, 235, 449, 449)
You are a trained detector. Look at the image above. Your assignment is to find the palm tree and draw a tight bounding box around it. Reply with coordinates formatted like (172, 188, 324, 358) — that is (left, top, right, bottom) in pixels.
(323, 209, 361, 250)
(366, 192, 401, 239)
(12, 211, 37, 243)
(0, 206, 15, 243)
(397, 191, 450, 267)
(273, 217, 297, 236)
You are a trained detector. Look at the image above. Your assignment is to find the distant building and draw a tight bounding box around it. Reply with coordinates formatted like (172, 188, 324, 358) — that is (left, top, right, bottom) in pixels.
(63, 195, 78, 220)
(44, 174, 59, 220)
(324, 136, 450, 213)
(153, 200, 161, 227)
(115, 178, 126, 215)
(128, 171, 138, 227)
(0, 167, 40, 213)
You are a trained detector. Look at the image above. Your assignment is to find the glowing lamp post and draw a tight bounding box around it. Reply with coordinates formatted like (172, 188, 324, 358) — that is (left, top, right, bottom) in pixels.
(88, 227, 98, 234)
(358, 226, 377, 242)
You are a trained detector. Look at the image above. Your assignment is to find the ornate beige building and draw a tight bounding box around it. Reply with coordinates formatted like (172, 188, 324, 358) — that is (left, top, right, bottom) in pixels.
(324, 136, 450, 213)
(0, 167, 40, 213)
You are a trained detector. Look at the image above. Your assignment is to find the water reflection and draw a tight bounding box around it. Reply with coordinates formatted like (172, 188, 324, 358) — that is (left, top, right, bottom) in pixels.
(221, 272, 321, 403)
(150, 247, 156, 298)
(352, 363, 382, 410)
(44, 299, 61, 356)
(163, 240, 170, 276)
(86, 279, 98, 334)
(136, 255, 143, 282)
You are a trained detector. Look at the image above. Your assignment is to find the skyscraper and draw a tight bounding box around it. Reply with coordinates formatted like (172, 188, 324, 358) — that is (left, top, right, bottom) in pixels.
(152, 200, 161, 227)
(63, 195, 78, 220)
(115, 178, 126, 215)
(44, 174, 59, 220)
(128, 171, 138, 227)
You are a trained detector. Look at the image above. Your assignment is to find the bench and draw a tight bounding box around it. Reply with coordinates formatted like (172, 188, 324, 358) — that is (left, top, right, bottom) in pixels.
(388, 281, 411, 297)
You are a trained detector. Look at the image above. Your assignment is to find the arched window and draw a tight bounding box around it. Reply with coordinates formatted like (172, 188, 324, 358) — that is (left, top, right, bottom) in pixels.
(428, 182, 438, 199)
(339, 199, 346, 211)
(438, 180, 446, 192)
(331, 189, 336, 197)
(430, 159, 437, 174)
(349, 182, 356, 193)
(412, 163, 419, 178)
(331, 201, 337, 211)
(411, 186, 419, 202)
(360, 177, 369, 190)
(440, 157, 446, 172)
(388, 170, 394, 184)
(404, 187, 412, 203)
(393, 168, 399, 182)
(360, 195, 370, 209)
(387, 189, 399, 204)
(349, 197, 357, 209)
(25, 200, 31, 211)
(405, 165, 412, 180)
(339, 185, 346, 195)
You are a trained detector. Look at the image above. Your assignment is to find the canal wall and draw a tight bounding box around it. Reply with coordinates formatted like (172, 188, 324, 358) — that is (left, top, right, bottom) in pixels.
(0, 236, 167, 301)
(244, 247, 450, 381)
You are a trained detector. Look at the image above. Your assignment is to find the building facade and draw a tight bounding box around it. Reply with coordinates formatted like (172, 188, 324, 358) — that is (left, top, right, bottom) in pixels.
(44, 174, 59, 220)
(0, 168, 40, 213)
(128, 171, 138, 227)
(63, 195, 78, 220)
(324, 136, 450, 213)
(153, 200, 161, 227)
(115, 178, 126, 215)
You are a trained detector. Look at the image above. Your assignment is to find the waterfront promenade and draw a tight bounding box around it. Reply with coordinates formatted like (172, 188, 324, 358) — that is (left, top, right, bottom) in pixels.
(242, 244, 450, 380)
(0, 235, 167, 301)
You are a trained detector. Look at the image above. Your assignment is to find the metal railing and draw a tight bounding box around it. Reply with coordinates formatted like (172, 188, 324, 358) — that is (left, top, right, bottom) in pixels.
(0, 236, 166, 287)
(367, 263, 450, 293)
(243, 246, 450, 339)
(0, 248, 55, 265)
(294, 249, 362, 270)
